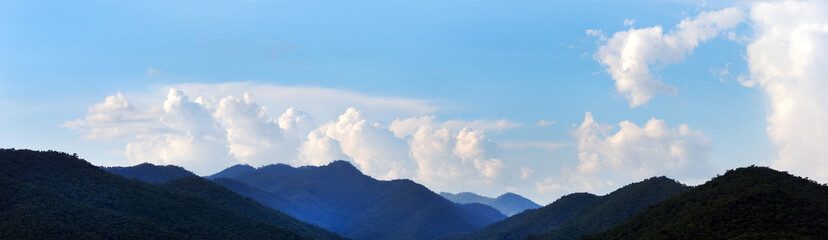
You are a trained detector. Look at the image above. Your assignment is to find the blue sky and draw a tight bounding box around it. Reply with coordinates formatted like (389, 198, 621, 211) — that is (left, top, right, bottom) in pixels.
(4, 0, 826, 204)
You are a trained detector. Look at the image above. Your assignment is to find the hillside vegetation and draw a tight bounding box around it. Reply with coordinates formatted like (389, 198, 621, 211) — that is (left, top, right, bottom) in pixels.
(583, 166, 828, 240)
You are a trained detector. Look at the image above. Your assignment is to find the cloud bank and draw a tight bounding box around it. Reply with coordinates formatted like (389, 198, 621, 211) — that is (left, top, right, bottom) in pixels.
(747, 0, 828, 182)
(64, 84, 518, 195)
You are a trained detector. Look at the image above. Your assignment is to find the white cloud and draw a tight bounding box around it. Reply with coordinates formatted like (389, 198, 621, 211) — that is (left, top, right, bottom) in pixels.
(388, 115, 520, 138)
(62, 93, 164, 140)
(586, 29, 607, 42)
(520, 166, 533, 180)
(535, 177, 562, 194)
(212, 93, 305, 166)
(386, 115, 511, 189)
(623, 18, 636, 27)
(146, 68, 162, 76)
(65, 83, 522, 196)
(499, 140, 567, 153)
(710, 62, 732, 83)
(167, 82, 444, 123)
(595, 7, 745, 107)
(560, 112, 711, 194)
(747, 0, 828, 182)
(298, 108, 412, 179)
(126, 89, 235, 175)
(535, 119, 556, 126)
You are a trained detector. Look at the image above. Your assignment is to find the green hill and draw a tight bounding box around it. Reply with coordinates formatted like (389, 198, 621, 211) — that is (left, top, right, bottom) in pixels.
(582, 166, 828, 240)
(0, 149, 310, 239)
(530, 176, 691, 240)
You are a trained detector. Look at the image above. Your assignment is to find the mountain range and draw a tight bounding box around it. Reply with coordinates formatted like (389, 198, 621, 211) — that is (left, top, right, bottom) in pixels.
(207, 160, 506, 240)
(0, 149, 342, 240)
(4, 148, 828, 240)
(440, 191, 541, 216)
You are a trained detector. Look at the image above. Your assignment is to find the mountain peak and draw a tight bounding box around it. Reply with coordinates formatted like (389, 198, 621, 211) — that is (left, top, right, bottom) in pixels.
(321, 160, 362, 174)
(585, 166, 828, 239)
(208, 164, 256, 179)
(105, 162, 196, 183)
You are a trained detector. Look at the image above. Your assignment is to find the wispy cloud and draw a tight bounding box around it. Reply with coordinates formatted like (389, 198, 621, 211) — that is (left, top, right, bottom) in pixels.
(146, 68, 162, 76)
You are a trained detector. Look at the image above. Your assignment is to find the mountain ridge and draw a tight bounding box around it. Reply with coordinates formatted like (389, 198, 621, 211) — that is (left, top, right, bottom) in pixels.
(215, 160, 505, 240)
(582, 166, 828, 239)
(0, 149, 312, 239)
(440, 191, 542, 216)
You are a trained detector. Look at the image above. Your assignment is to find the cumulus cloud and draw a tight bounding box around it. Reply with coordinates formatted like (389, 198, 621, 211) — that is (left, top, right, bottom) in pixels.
(595, 7, 745, 107)
(212, 93, 307, 166)
(126, 89, 235, 175)
(62, 93, 163, 140)
(554, 112, 711, 194)
(65, 89, 310, 175)
(299, 108, 412, 179)
(746, 0, 828, 181)
(65, 83, 521, 195)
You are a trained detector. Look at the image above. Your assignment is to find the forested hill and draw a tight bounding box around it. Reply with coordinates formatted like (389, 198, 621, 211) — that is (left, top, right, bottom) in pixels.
(105, 162, 196, 183)
(161, 176, 345, 240)
(529, 176, 691, 240)
(445, 192, 598, 240)
(582, 166, 828, 240)
(0, 149, 316, 239)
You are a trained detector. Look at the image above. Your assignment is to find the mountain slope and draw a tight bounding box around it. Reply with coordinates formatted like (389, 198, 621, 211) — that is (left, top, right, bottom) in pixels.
(105, 162, 196, 183)
(447, 192, 598, 240)
(441, 192, 541, 216)
(162, 176, 345, 240)
(220, 160, 502, 240)
(531, 176, 691, 240)
(583, 166, 828, 240)
(0, 149, 309, 240)
(207, 164, 256, 179)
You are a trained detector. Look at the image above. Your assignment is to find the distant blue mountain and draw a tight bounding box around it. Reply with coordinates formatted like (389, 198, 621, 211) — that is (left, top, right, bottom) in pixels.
(440, 191, 541, 216)
(212, 160, 505, 240)
(104, 162, 196, 183)
(206, 164, 255, 180)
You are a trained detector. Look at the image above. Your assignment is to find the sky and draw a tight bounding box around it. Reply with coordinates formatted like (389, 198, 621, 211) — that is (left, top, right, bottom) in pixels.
(1, 0, 826, 204)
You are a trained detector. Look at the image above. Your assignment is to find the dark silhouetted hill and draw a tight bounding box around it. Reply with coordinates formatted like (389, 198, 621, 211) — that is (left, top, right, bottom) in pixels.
(104, 162, 196, 183)
(583, 166, 828, 240)
(446, 192, 597, 240)
(0, 149, 310, 239)
(530, 176, 691, 240)
(161, 176, 345, 240)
